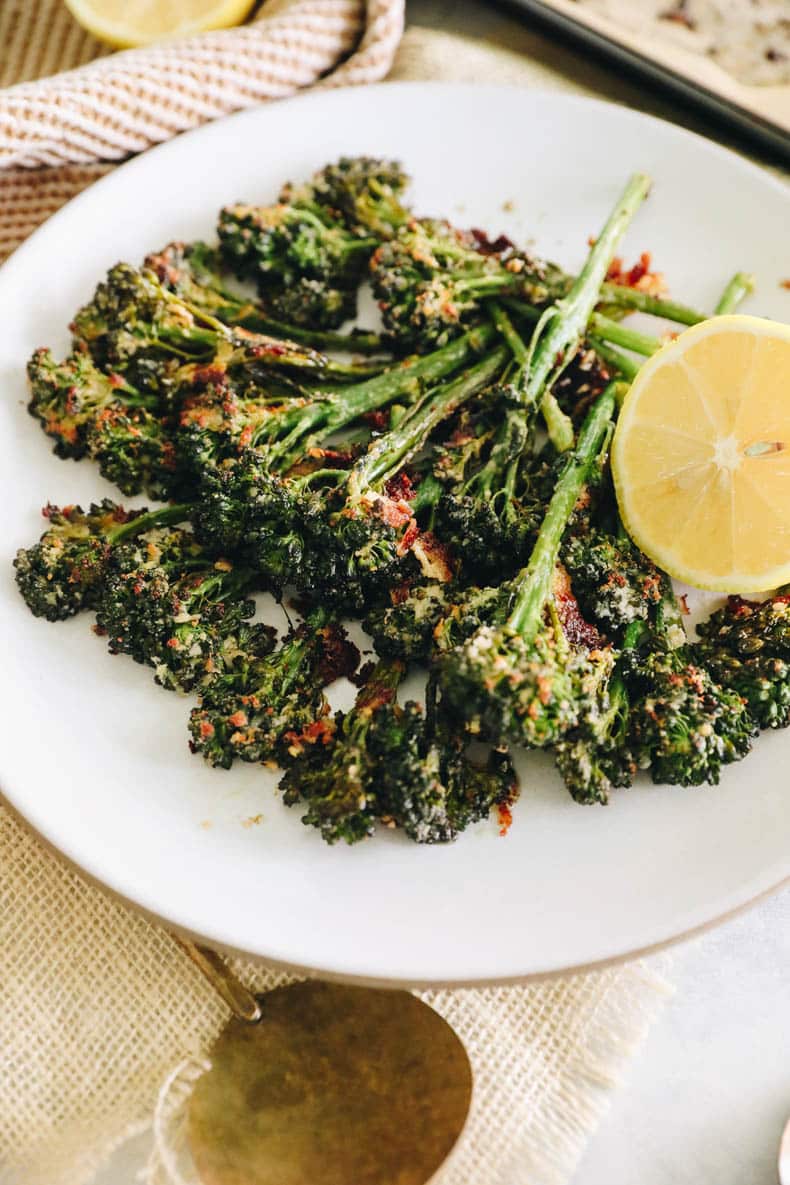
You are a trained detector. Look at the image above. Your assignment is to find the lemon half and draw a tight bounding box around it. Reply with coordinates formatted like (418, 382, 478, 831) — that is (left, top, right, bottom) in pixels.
(64, 0, 257, 48)
(612, 314, 790, 593)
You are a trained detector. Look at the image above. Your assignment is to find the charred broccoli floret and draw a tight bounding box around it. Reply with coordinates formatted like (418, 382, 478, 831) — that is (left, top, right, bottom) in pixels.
(561, 527, 663, 637)
(281, 662, 518, 844)
(87, 405, 179, 499)
(27, 347, 180, 498)
(217, 198, 376, 328)
(370, 218, 526, 351)
(440, 389, 618, 748)
(192, 450, 331, 593)
(74, 262, 377, 394)
(363, 582, 455, 660)
(27, 347, 158, 454)
(433, 389, 540, 580)
(696, 594, 790, 729)
(280, 155, 409, 239)
(556, 574, 756, 798)
(96, 528, 270, 692)
(553, 622, 641, 804)
(631, 648, 755, 786)
(280, 659, 405, 844)
(298, 346, 508, 609)
(188, 606, 359, 769)
(363, 580, 511, 662)
(72, 262, 222, 393)
(13, 500, 191, 621)
(371, 681, 519, 843)
(146, 239, 387, 355)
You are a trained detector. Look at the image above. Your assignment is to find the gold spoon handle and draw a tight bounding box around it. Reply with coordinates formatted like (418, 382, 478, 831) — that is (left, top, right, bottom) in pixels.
(173, 935, 263, 1023)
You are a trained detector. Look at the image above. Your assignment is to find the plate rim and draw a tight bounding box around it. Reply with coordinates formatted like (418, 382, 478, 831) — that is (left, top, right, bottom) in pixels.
(2, 80, 789, 986)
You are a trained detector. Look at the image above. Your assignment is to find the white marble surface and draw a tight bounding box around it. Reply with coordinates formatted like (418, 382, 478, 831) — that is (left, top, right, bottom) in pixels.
(96, 5, 790, 1183)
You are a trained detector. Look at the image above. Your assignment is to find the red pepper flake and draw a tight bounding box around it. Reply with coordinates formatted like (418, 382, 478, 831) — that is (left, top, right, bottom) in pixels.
(677, 594, 690, 615)
(606, 251, 667, 296)
(384, 472, 415, 502)
(192, 365, 226, 386)
(397, 520, 421, 554)
(363, 409, 389, 432)
(379, 498, 413, 530)
(470, 228, 514, 256)
(498, 801, 513, 837)
(283, 717, 336, 754)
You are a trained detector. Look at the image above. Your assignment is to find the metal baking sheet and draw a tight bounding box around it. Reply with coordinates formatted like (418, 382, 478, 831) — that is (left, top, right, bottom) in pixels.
(501, 0, 790, 164)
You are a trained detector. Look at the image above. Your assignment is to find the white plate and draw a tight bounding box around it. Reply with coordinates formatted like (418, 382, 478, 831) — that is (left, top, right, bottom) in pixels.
(2, 83, 789, 986)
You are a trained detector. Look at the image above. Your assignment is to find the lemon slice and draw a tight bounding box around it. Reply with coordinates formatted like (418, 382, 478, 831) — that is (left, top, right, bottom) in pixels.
(64, 0, 257, 48)
(612, 314, 790, 593)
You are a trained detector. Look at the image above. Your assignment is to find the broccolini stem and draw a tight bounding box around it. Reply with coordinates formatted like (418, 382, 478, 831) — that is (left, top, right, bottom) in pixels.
(588, 313, 661, 357)
(522, 173, 651, 451)
(655, 576, 688, 649)
(504, 285, 706, 328)
(508, 384, 617, 640)
(588, 337, 641, 381)
(598, 284, 705, 324)
(489, 302, 573, 449)
(232, 313, 386, 355)
(277, 324, 497, 469)
(110, 502, 193, 544)
(354, 658, 404, 711)
(714, 272, 755, 315)
(623, 619, 649, 651)
(356, 347, 509, 489)
(410, 471, 445, 524)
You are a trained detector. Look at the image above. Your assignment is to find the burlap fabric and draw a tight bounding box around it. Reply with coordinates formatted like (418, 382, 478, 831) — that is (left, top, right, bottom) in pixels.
(0, 15, 675, 1185)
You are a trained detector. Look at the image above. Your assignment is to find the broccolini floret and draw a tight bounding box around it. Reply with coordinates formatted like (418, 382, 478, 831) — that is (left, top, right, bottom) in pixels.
(13, 500, 191, 621)
(146, 239, 387, 355)
(440, 389, 618, 749)
(697, 594, 790, 730)
(217, 198, 376, 328)
(553, 622, 640, 804)
(96, 528, 271, 692)
(189, 606, 359, 769)
(281, 662, 518, 844)
(556, 574, 756, 798)
(74, 262, 377, 393)
(280, 156, 409, 239)
(561, 528, 663, 637)
(433, 389, 540, 580)
(363, 580, 511, 663)
(297, 346, 508, 609)
(632, 650, 755, 786)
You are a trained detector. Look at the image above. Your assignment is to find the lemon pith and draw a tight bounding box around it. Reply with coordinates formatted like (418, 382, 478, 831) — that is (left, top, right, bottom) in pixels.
(612, 314, 790, 593)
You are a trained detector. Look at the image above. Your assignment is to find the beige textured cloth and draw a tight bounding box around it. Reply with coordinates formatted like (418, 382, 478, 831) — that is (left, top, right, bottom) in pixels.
(0, 806, 672, 1185)
(0, 17, 675, 1185)
(0, 0, 403, 257)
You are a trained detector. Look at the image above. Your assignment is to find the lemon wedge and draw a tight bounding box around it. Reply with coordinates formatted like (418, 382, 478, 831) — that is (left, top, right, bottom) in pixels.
(64, 0, 257, 48)
(612, 314, 790, 593)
